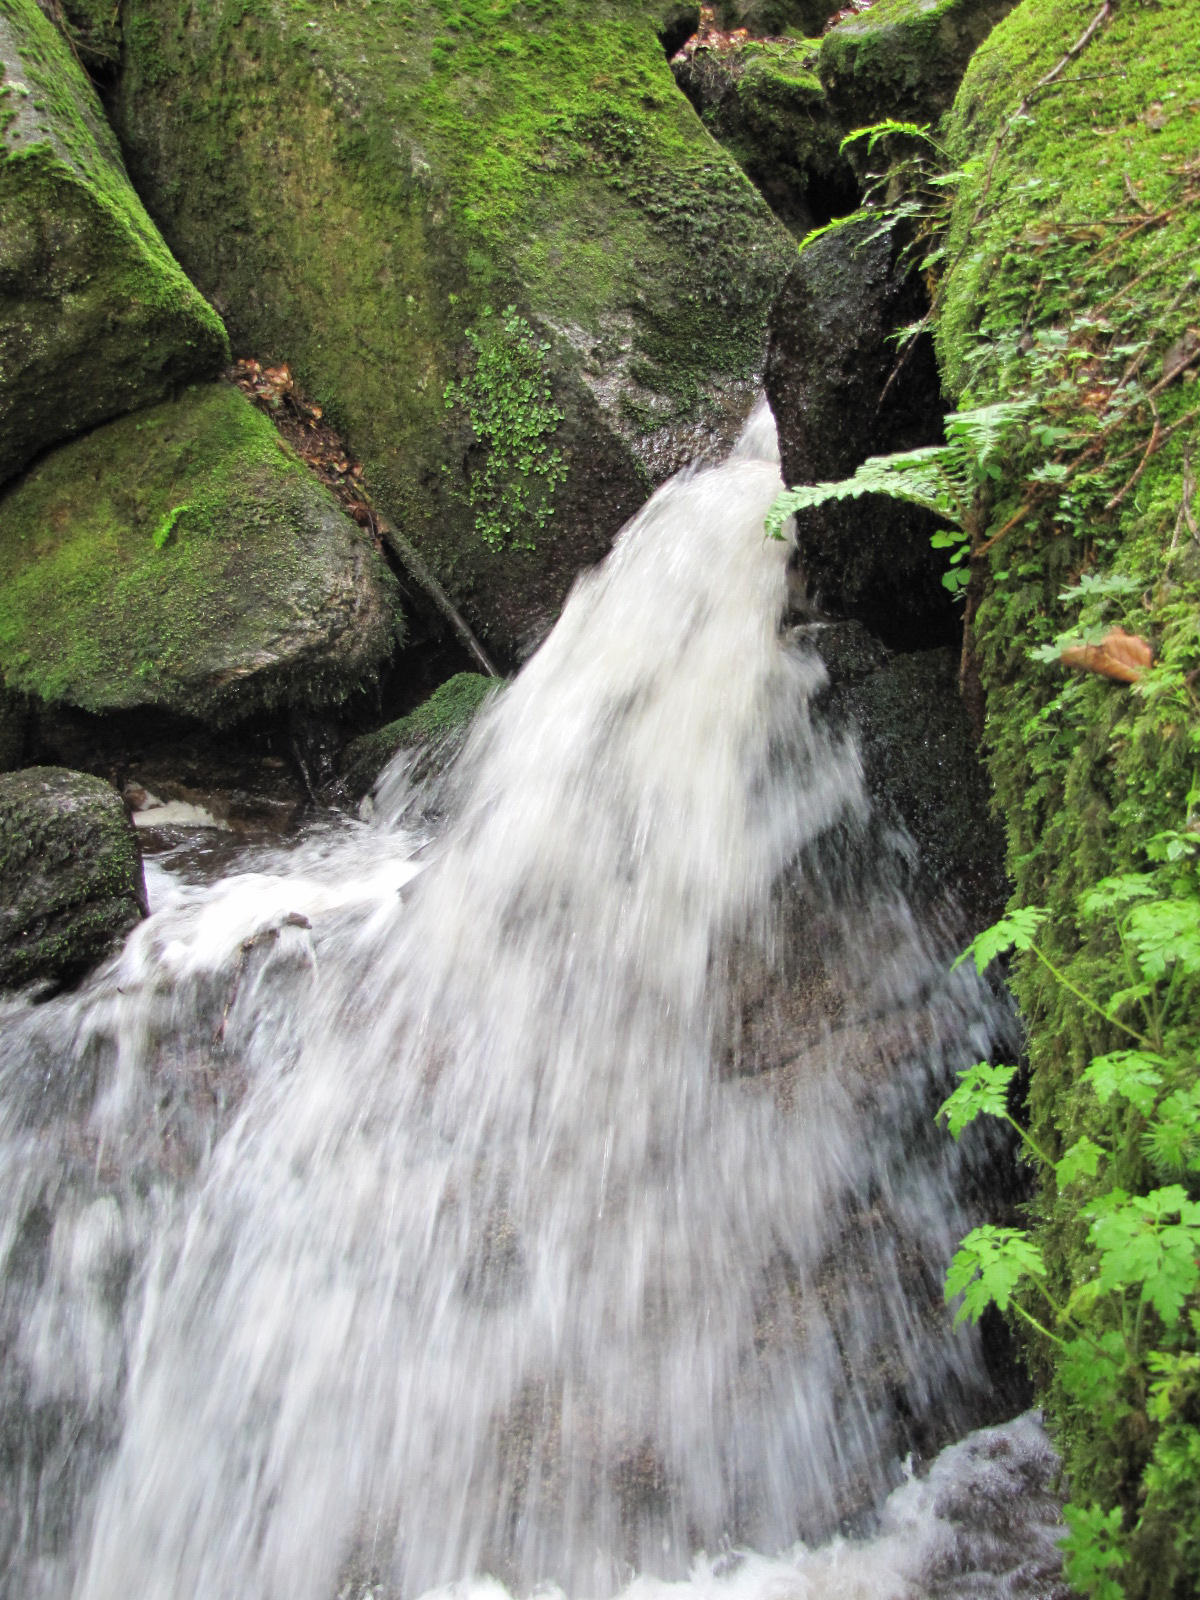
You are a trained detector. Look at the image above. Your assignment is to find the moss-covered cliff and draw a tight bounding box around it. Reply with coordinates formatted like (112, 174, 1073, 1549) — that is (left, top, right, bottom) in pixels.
(935, 1, 1200, 1592)
(112, 0, 794, 659)
(0, 0, 228, 485)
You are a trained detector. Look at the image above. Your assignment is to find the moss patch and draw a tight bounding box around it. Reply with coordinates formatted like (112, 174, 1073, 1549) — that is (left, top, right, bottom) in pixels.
(935, 0, 1200, 1591)
(341, 670, 494, 799)
(113, 0, 793, 658)
(0, 384, 402, 726)
(673, 38, 855, 233)
(0, 0, 228, 485)
(818, 0, 1017, 128)
(0, 766, 146, 992)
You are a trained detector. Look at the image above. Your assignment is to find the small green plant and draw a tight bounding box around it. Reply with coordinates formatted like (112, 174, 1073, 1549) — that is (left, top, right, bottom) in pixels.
(764, 401, 1029, 593)
(939, 826, 1200, 1596)
(153, 502, 190, 548)
(444, 305, 565, 554)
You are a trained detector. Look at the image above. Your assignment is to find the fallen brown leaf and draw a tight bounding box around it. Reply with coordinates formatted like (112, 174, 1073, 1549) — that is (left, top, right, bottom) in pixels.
(1061, 626, 1153, 683)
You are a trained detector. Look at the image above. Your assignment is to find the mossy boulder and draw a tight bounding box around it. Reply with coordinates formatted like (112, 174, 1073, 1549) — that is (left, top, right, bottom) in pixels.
(765, 214, 954, 648)
(0, 383, 402, 728)
(933, 0, 1200, 1588)
(715, 0, 839, 35)
(672, 40, 856, 233)
(817, 0, 1016, 129)
(112, 0, 794, 661)
(341, 671, 494, 802)
(0, 0, 228, 487)
(0, 766, 146, 991)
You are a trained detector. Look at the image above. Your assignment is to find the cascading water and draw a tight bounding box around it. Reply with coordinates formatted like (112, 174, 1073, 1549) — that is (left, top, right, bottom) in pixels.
(0, 404, 1065, 1600)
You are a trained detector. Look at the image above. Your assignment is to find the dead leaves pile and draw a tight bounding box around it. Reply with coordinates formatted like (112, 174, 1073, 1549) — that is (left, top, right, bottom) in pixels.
(671, 1, 875, 61)
(227, 359, 385, 548)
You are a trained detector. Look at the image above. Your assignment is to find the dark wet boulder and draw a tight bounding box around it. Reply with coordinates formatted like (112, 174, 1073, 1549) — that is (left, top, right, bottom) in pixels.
(817, 0, 1017, 130)
(672, 40, 856, 234)
(0, 684, 26, 772)
(799, 621, 1006, 917)
(0, 383, 402, 729)
(0, 0, 228, 488)
(341, 672, 495, 804)
(0, 767, 147, 991)
(765, 215, 954, 649)
(112, 0, 794, 663)
(657, 1, 700, 57)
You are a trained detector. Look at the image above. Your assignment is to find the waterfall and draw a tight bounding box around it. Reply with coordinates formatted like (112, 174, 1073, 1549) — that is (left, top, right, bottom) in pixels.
(0, 403, 1063, 1600)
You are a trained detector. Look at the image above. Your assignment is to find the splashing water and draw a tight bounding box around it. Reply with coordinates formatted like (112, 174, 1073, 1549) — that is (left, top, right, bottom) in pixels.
(0, 404, 1063, 1600)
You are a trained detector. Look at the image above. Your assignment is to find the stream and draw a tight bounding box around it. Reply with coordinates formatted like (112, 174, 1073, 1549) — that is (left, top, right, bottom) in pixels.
(0, 404, 1066, 1600)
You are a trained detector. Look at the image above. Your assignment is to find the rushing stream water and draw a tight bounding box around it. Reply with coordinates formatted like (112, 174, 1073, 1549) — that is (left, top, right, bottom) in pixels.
(0, 405, 1065, 1599)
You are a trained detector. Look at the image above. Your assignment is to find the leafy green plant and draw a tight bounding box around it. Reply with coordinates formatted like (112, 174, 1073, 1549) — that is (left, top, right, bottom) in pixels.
(939, 836, 1200, 1596)
(444, 306, 566, 553)
(764, 401, 1029, 593)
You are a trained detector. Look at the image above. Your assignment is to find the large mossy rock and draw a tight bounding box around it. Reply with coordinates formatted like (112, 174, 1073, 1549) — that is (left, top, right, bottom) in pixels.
(765, 215, 953, 648)
(0, 0, 228, 487)
(672, 40, 856, 234)
(817, 0, 1016, 128)
(0, 384, 402, 727)
(933, 0, 1200, 1588)
(0, 766, 146, 991)
(112, 0, 794, 661)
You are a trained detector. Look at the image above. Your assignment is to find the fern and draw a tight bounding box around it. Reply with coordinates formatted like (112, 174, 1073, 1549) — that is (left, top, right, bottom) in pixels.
(765, 402, 1031, 593)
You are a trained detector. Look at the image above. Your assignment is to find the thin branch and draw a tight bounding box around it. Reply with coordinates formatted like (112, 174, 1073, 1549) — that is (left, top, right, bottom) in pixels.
(1105, 399, 1162, 513)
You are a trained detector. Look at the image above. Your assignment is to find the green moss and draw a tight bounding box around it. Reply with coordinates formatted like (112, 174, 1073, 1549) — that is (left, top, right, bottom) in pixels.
(341, 671, 495, 799)
(674, 38, 851, 233)
(56, 0, 122, 75)
(935, 1, 1200, 1591)
(0, 0, 228, 484)
(0, 384, 402, 725)
(445, 306, 566, 552)
(0, 766, 145, 991)
(113, 0, 792, 654)
(817, 0, 1016, 127)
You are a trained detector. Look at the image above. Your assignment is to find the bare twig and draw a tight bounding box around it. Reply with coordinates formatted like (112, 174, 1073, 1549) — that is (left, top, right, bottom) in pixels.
(1105, 399, 1161, 513)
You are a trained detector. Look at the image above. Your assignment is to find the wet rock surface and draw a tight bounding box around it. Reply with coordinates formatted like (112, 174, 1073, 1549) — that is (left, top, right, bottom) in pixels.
(0, 767, 147, 993)
(801, 621, 1007, 916)
(766, 216, 955, 649)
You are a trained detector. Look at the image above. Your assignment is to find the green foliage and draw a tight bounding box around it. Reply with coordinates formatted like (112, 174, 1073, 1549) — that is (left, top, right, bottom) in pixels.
(837, 118, 944, 158)
(765, 401, 1028, 592)
(944, 1224, 1047, 1324)
(444, 307, 565, 553)
(940, 852, 1200, 1597)
(1062, 1504, 1129, 1600)
(938, 1060, 1017, 1136)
